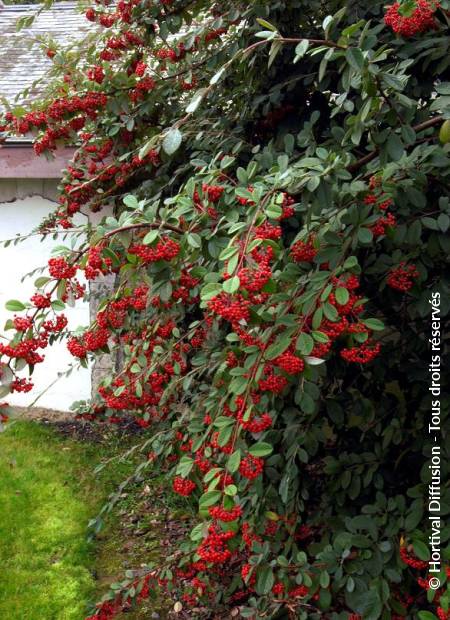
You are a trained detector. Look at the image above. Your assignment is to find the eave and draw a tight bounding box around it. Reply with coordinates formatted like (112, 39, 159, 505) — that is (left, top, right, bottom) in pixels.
(0, 143, 74, 178)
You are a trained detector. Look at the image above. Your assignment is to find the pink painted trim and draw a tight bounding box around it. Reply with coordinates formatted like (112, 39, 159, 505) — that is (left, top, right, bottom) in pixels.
(0, 146, 75, 178)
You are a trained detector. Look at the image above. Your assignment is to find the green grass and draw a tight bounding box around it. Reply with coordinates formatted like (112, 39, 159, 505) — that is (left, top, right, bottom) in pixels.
(0, 421, 126, 620)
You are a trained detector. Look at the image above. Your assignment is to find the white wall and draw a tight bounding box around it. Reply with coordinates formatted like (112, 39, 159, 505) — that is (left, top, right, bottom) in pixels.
(0, 193, 91, 410)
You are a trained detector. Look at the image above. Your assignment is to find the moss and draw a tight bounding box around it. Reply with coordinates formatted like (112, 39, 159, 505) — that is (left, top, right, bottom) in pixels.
(0, 420, 173, 620)
(93, 492, 173, 619)
(0, 421, 107, 619)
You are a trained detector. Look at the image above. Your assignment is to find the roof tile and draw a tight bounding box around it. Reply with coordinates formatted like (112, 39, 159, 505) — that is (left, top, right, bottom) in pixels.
(0, 2, 92, 107)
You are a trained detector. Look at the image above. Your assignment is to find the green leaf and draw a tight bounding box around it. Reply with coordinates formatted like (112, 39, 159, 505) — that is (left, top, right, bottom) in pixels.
(346, 48, 365, 72)
(418, 613, 439, 620)
(312, 331, 329, 343)
(265, 335, 292, 360)
(249, 442, 273, 457)
(162, 128, 183, 155)
(223, 276, 240, 294)
(229, 377, 247, 396)
(266, 203, 283, 219)
(34, 276, 51, 288)
(296, 333, 314, 355)
(436, 82, 450, 95)
(51, 300, 65, 311)
(294, 39, 309, 63)
(268, 40, 283, 68)
(227, 252, 239, 275)
(254, 30, 277, 40)
(5, 300, 26, 312)
(186, 89, 206, 114)
(138, 136, 158, 160)
(413, 540, 430, 561)
(437, 213, 450, 232)
(200, 283, 222, 301)
(320, 284, 333, 302)
(256, 566, 274, 595)
(350, 588, 382, 620)
(123, 194, 139, 209)
(56, 279, 67, 301)
(143, 229, 159, 245)
(304, 356, 325, 366)
(256, 18, 277, 31)
(210, 67, 226, 85)
(187, 233, 202, 249)
(323, 302, 338, 321)
(358, 228, 373, 245)
(199, 490, 221, 508)
(0, 365, 13, 386)
(219, 247, 239, 261)
(386, 133, 404, 160)
(0, 385, 11, 399)
(363, 318, 384, 331)
(177, 456, 194, 477)
(204, 468, 222, 484)
(217, 424, 233, 446)
(312, 306, 323, 329)
(319, 571, 330, 588)
(213, 416, 235, 428)
(227, 450, 241, 473)
(224, 484, 237, 496)
(335, 287, 349, 305)
(344, 256, 358, 269)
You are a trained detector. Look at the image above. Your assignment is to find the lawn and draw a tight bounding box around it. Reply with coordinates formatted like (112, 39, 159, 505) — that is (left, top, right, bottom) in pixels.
(0, 420, 129, 620)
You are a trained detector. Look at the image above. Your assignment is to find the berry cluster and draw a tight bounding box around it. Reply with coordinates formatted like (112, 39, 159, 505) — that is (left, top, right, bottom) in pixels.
(128, 238, 180, 264)
(11, 377, 34, 393)
(370, 212, 397, 237)
(239, 454, 264, 480)
(288, 585, 309, 598)
(258, 370, 289, 394)
(48, 257, 77, 280)
(13, 316, 33, 332)
(237, 407, 273, 433)
(399, 546, 428, 569)
(87, 66, 105, 84)
(272, 582, 284, 595)
(208, 505, 242, 522)
(173, 476, 196, 496)
(202, 183, 224, 203)
(241, 563, 256, 587)
(291, 237, 317, 262)
(340, 340, 381, 364)
(67, 328, 109, 359)
(274, 352, 305, 375)
(235, 260, 272, 293)
(254, 223, 282, 240)
(385, 1, 440, 37)
(279, 193, 295, 220)
(387, 262, 419, 291)
(197, 525, 235, 563)
(208, 293, 251, 323)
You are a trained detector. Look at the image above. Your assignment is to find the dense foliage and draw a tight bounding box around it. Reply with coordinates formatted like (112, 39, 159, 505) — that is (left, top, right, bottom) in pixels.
(1, 0, 450, 618)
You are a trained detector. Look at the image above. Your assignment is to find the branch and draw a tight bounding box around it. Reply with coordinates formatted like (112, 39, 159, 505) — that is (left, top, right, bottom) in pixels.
(347, 115, 443, 174)
(104, 222, 184, 238)
(276, 36, 346, 50)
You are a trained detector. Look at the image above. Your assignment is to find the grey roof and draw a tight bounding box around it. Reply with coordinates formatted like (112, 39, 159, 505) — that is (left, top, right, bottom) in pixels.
(0, 2, 92, 108)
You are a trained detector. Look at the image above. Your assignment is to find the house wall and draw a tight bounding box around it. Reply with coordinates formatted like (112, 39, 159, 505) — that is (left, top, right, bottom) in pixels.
(0, 179, 91, 410)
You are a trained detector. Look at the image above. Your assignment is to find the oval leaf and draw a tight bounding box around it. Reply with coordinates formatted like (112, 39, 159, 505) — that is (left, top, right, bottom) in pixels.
(163, 128, 183, 155)
(5, 300, 26, 312)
